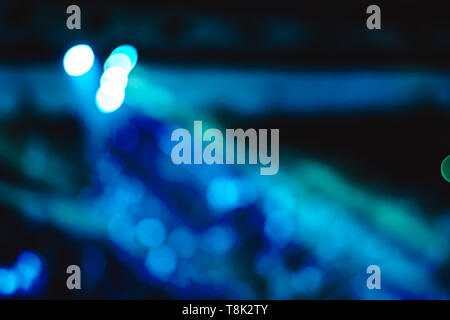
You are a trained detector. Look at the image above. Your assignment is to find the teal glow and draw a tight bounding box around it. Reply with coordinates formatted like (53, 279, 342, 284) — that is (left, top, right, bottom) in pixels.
(104, 53, 132, 73)
(95, 45, 137, 113)
(109, 45, 138, 71)
(441, 155, 450, 182)
(207, 177, 239, 212)
(100, 66, 128, 95)
(95, 87, 125, 113)
(63, 44, 94, 76)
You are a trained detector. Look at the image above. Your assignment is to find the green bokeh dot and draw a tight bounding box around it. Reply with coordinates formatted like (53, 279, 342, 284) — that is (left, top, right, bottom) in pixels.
(442, 156, 450, 182)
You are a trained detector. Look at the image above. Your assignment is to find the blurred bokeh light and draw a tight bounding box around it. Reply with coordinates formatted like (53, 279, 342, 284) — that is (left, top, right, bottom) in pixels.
(0, 2, 449, 300)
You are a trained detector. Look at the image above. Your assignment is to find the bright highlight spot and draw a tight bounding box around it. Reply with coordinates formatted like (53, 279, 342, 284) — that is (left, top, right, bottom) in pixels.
(0, 251, 42, 296)
(95, 87, 125, 113)
(96, 44, 138, 113)
(16, 251, 42, 279)
(100, 66, 128, 94)
(104, 53, 132, 73)
(0, 268, 18, 295)
(207, 177, 240, 213)
(63, 44, 95, 76)
(14, 251, 42, 290)
(109, 45, 138, 71)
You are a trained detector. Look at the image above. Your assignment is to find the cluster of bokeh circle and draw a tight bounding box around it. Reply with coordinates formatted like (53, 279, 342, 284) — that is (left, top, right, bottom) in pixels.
(62, 45, 450, 182)
(63, 43, 138, 113)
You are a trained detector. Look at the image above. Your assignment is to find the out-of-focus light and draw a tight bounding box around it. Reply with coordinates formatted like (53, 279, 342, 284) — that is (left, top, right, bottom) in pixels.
(0, 268, 18, 295)
(136, 218, 166, 248)
(108, 45, 138, 71)
(0, 251, 42, 296)
(200, 226, 236, 255)
(168, 227, 198, 258)
(104, 53, 132, 73)
(100, 66, 128, 95)
(207, 177, 239, 213)
(107, 214, 135, 248)
(263, 186, 296, 214)
(95, 87, 125, 113)
(145, 245, 177, 278)
(95, 45, 137, 113)
(15, 252, 42, 280)
(264, 210, 295, 247)
(63, 44, 95, 76)
(14, 251, 42, 291)
(21, 142, 47, 179)
(441, 155, 450, 182)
